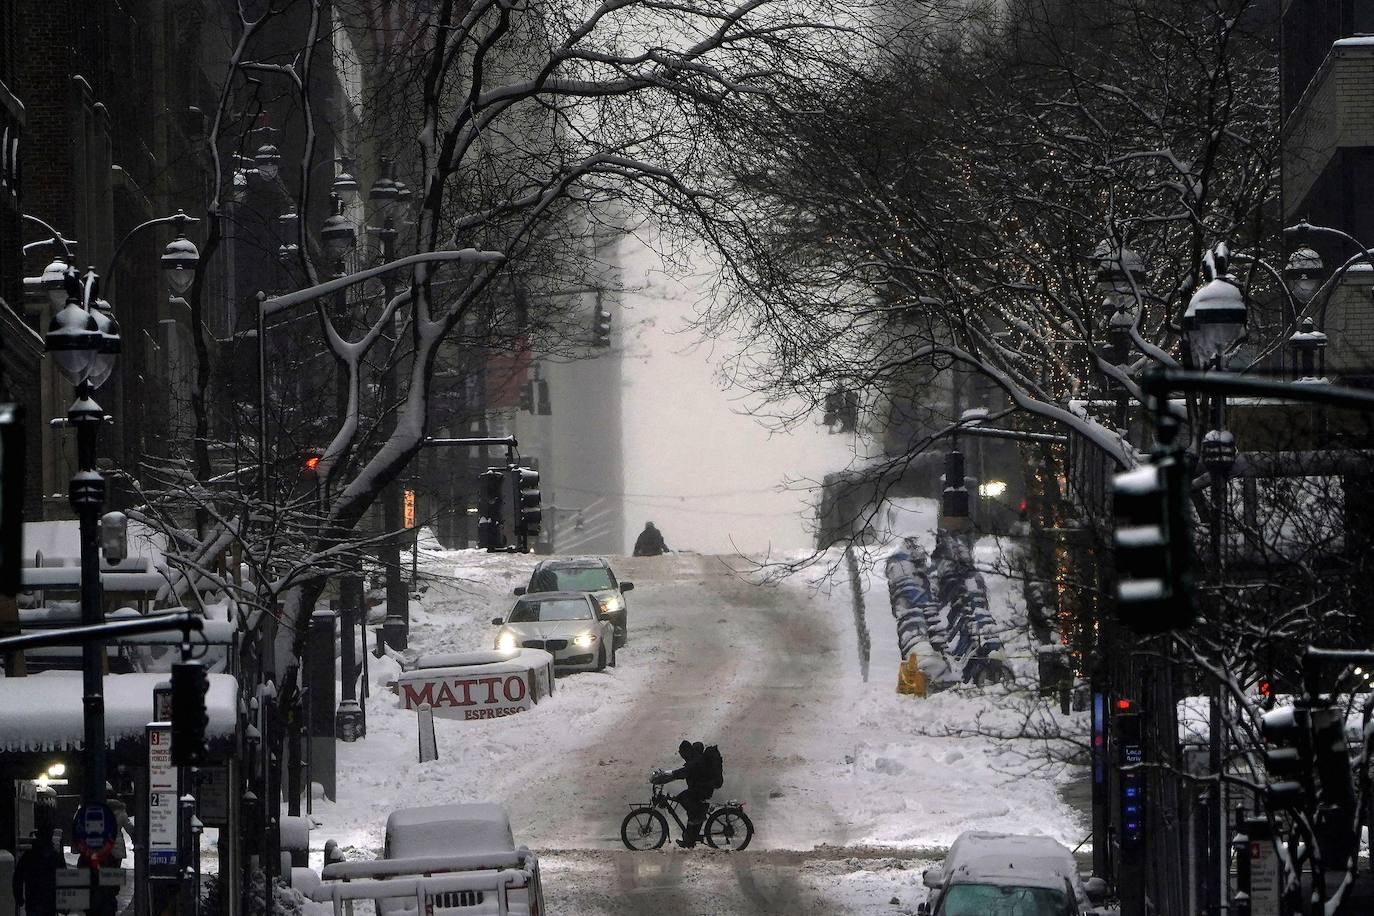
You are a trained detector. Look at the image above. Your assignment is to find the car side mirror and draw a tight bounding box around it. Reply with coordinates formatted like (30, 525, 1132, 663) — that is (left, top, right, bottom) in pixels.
(921, 867, 943, 889)
(513, 587, 526, 596)
(491, 617, 504, 626)
(620, 582, 634, 592)
(1083, 876, 1108, 904)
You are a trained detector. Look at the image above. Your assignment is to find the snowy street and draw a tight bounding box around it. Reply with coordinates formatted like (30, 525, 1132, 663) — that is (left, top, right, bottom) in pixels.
(311, 522, 1083, 913)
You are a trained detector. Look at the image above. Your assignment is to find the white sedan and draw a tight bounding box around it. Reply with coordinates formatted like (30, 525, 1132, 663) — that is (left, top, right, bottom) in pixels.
(492, 591, 617, 672)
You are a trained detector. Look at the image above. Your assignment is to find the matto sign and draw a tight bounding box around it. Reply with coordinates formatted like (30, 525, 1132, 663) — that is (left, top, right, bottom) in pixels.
(395, 649, 554, 722)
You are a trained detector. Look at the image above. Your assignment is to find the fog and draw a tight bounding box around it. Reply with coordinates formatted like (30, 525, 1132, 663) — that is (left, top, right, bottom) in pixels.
(617, 228, 855, 556)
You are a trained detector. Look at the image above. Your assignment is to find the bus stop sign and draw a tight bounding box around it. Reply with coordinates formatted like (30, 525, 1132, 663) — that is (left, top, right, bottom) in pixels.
(71, 803, 117, 865)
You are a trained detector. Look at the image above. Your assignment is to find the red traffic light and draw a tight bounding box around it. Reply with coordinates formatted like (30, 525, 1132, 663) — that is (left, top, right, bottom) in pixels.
(1116, 698, 1133, 711)
(304, 455, 321, 471)
(1258, 679, 1272, 698)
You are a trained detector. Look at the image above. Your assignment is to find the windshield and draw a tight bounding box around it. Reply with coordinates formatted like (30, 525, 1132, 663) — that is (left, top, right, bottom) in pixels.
(508, 598, 593, 623)
(938, 883, 1072, 916)
(530, 566, 615, 592)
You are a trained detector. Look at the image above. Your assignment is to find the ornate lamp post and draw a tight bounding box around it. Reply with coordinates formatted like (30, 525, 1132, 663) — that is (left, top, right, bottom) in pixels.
(43, 267, 120, 824)
(370, 161, 407, 651)
(1183, 243, 1248, 915)
(319, 198, 367, 741)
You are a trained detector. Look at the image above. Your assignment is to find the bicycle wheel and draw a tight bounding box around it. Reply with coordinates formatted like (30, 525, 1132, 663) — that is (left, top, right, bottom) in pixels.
(703, 807, 754, 850)
(620, 807, 669, 850)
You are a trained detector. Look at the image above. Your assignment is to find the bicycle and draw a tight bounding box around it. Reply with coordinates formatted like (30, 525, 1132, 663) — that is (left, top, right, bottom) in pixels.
(619, 771, 754, 851)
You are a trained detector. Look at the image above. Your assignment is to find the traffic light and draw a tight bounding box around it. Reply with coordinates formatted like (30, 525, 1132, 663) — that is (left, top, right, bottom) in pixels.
(171, 661, 210, 767)
(1260, 703, 1311, 811)
(1309, 702, 1356, 865)
(513, 467, 542, 549)
(477, 468, 507, 550)
(301, 447, 324, 480)
(592, 299, 612, 347)
(1111, 452, 1196, 633)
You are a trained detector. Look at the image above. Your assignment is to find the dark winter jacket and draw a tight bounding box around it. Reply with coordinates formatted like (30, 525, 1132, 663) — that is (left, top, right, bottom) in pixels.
(633, 525, 668, 557)
(13, 838, 61, 916)
(659, 751, 713, 796)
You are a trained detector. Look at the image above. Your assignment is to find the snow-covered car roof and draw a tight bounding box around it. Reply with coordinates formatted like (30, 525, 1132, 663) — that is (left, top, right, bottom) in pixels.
(943, 832, 1082, 896)
(386, 803, 516, 858)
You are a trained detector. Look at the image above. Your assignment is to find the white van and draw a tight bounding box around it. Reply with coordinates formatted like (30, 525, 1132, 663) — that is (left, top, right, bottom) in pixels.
(315, 804, 544, 916)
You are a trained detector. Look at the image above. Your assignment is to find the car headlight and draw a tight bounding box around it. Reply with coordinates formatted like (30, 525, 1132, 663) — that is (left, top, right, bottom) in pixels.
(573, 632, 597, 648)
(497, 632, 519, 653)
(599, 594, 624, 614)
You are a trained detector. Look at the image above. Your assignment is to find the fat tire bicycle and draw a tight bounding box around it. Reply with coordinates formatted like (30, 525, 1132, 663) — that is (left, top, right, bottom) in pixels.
(620, 774, 754, 851)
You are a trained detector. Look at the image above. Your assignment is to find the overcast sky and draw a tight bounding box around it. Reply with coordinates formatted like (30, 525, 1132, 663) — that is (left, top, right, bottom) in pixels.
(617, 226, 855, 556)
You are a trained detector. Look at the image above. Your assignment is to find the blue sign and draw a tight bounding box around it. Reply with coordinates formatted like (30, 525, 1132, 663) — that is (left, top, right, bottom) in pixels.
(71, 803, 117, 862)
(149, 850, 177, 866)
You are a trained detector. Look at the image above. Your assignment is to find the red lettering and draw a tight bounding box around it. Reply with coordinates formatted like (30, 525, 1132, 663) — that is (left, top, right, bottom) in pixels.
(477, 677, 502, 704)
(457, 679, 476, 706)
(402, 682, 436, 708)
(504, 675, 527, 703)
(435, 683, 460, 707)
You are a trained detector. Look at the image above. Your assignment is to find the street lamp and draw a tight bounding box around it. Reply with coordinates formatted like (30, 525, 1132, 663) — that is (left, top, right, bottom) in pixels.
(43, 266, 120, 826)
(369, 160, 399, 225)
(161, 233, 200, 298)
(1183, 249, 1248, 370)
(320, 197, 358, 266)
(1284, 247, 1324, 306)
(332, 169, 360, 207)
(41, 256, 72, 310)
(254, 144, 282, 182)
(1288, 317, 1328, 381)
(1093, 240, 1147, 315)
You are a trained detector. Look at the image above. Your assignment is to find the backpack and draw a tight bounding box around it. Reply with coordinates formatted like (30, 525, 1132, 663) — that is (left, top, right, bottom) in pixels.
(701, 744, 724, 790)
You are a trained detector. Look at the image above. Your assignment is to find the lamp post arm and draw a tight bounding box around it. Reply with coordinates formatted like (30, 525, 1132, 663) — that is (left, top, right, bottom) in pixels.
(104, 210, 202, 298)
(20, 213, 74, 258)
(260, 249, 505, 317)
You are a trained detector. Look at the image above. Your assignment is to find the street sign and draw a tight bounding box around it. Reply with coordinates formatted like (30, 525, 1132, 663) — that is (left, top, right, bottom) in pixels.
(197, 766, 229, 828)
(56, 868, 123, 910)
(146, 723, 179, 868)
(1250, 839, 1280, 916)
(71, 803, 117, 864)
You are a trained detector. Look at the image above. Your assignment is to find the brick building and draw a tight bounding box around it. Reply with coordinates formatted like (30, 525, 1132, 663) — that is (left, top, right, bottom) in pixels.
(1283, 3, 1374, 381)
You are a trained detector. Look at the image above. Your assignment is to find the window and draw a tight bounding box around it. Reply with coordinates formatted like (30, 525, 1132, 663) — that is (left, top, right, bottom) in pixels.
(509, 599, 593, 623)
(937, 883, 1072, 916)
(551, 567, 615, 591)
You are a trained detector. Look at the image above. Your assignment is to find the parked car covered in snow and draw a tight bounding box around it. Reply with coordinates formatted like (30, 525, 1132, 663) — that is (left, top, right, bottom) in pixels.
(515, 556, 633, 648)
(493, 591, 617, 671)
(313, 803, 544, 916)
(919, 831, 1106, 915)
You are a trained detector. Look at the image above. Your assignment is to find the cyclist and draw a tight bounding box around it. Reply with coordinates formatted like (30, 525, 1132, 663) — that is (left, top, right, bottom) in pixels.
(652, 740, 719, 847)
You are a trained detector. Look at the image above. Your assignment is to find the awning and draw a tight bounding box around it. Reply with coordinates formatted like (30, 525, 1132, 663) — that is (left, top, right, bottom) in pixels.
(0, 671, 237, 752)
